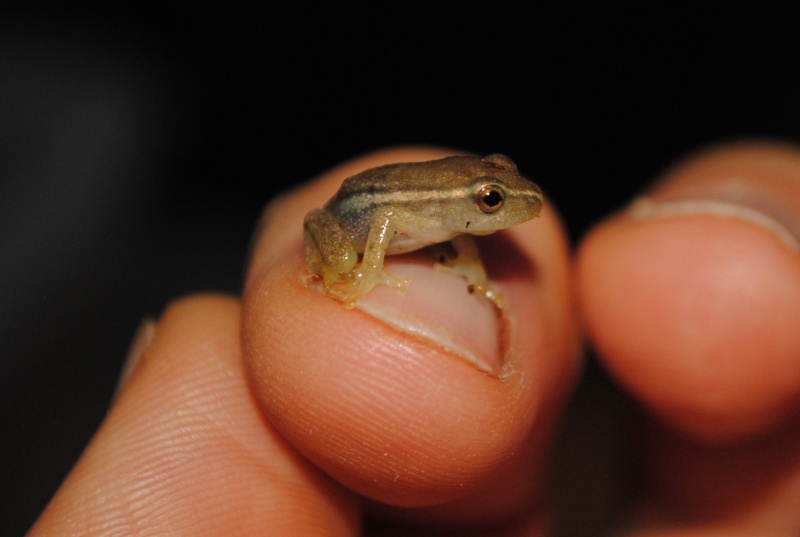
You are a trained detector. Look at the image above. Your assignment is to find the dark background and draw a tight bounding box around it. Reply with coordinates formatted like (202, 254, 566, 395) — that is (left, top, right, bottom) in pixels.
(2, 5, 799, 535)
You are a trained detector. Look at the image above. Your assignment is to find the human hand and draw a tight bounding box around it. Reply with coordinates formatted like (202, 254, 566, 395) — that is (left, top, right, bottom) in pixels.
(28, 143, 800, 535)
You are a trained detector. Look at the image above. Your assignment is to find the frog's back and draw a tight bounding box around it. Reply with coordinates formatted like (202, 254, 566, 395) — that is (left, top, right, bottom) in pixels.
(324, 153, 541, 242)
(335, 157, 478, 198)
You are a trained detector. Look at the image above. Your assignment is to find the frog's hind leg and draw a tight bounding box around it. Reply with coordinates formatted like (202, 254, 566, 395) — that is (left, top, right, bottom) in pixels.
(303, 209, 359, 291)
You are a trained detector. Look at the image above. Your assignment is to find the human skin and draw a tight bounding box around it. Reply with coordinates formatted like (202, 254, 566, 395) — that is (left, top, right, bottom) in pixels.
(28, 143, 800, 536)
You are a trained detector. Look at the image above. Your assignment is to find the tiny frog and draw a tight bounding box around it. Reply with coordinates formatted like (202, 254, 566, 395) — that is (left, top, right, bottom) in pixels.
(303, 153, 543, 308)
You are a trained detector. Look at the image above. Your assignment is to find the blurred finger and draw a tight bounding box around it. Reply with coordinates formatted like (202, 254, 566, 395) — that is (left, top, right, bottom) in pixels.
(577, 142, 800, 534)
(578, 141, 800, 441)
(29, 295, 359, 536)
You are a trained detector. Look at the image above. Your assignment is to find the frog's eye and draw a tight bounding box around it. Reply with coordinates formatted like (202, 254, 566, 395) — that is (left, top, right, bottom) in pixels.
(474, 184, 505, 213)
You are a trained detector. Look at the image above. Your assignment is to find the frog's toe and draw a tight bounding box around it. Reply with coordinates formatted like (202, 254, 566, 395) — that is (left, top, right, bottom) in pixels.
(326, 279, 358, 300)
(338, 268, 409, 307)
(475, 284, 505, 309)
(384, 273, 410, 294)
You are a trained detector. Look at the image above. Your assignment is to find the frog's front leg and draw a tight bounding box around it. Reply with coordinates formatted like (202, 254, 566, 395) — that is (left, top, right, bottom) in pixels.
(435, 234, 504, 307)
(340, 213, 410, 308)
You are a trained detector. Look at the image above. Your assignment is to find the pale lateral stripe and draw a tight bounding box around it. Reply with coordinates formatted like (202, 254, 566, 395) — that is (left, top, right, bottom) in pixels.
(335, 187, 533, 209)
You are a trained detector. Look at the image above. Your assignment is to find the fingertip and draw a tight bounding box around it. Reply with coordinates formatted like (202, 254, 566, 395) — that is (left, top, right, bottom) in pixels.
(242, 147, 581, 510)
(243, 247, 545, 506)
(577, 142, 800, 441)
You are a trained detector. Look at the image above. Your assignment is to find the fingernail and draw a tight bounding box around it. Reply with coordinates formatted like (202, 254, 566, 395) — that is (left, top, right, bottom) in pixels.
(352, 254, 509, 376)
(629, 183, 800, 252)
(113, 318, 156, 400)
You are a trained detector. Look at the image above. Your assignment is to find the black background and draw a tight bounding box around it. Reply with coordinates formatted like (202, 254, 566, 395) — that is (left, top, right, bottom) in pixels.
(2, 5, 799, 534)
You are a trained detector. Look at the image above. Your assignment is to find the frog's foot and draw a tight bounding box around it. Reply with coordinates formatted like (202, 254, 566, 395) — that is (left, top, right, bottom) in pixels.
(435, 252, 505, 308)
(322, 266, 409, 308)
(465, 282, 505, 309)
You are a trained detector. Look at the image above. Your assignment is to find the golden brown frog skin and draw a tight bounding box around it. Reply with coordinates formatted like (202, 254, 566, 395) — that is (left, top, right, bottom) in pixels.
(303, 153, 543, 308)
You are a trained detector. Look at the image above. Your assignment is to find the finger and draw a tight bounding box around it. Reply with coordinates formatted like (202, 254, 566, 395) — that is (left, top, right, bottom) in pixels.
(577, 141, 800, 441)
(29, 295, 359, 536)
(243, 147, 580, 527)
(577, 142, 800, 533)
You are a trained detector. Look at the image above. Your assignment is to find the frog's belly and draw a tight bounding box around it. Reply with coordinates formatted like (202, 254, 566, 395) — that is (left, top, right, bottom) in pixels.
(383, 231, 454, 255)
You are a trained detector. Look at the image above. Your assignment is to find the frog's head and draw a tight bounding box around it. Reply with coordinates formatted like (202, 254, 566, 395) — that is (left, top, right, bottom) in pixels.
(448, 153, 543, 235)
